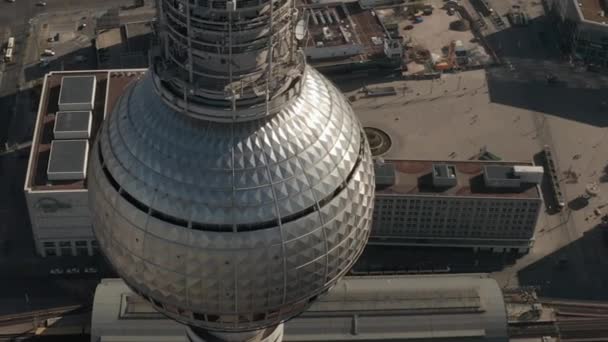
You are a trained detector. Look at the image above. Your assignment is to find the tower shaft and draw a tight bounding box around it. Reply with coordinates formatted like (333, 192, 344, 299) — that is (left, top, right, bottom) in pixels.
(152, 0, 304, 121)
(186, 325, 284, 342)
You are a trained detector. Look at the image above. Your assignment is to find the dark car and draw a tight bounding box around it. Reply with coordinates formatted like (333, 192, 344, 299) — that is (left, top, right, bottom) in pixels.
(587, 64, 600, 73)
(545, 73, 558, 84)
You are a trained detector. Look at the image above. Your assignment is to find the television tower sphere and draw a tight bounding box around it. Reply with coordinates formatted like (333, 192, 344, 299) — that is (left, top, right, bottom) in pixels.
(88, 0, 375, 336)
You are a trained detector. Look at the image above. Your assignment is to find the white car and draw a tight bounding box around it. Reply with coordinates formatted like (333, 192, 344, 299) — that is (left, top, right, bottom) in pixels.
(36, 1, 47, 6)
(66, 267, 80, 274)
(42, 49, 55, 56)
(84, 267, 98, 274)
(7, 0, 16, 3)
(49, 268, 64, 275)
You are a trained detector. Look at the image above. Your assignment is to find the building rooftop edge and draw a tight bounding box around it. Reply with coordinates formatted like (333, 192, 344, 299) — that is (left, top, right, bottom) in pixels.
(24, 69, 147, 194)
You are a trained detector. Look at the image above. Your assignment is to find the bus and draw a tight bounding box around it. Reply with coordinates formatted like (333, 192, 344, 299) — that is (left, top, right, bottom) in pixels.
(4, 47, 13, 62)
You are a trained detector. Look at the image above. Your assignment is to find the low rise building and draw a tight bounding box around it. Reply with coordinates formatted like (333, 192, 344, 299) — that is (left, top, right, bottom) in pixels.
(24, 69, 147, 257)
(96, 21, 153, 69)
(92, 274, 508, 342)
(299, 1, 403, 71)
(370, 160, 543, 253)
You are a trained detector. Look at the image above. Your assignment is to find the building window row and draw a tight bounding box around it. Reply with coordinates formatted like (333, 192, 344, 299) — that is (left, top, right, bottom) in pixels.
(42, 239, 99, 257)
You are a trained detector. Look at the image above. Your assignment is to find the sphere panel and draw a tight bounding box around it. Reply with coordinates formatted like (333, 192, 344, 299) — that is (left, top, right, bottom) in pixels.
(89, 67, 375, 332)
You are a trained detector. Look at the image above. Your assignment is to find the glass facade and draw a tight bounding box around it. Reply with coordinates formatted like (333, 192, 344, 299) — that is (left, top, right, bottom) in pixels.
(41, 239, 98, 257)
(371, 195, 541, 250)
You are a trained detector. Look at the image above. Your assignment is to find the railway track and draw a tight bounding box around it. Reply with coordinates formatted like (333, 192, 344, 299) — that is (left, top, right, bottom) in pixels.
(0, 305, 84, 327)
(509, 317, 608, 339)
(541, 298, 608, 318)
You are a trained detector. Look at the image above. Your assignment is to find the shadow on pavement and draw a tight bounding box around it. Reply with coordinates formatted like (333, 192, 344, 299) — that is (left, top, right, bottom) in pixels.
(485, 77, 608, 127)
(518, 223, 608, 300)
(484, 14, 608, 127)
(352, 244, 520, 274)
(23, 44, 98, 83)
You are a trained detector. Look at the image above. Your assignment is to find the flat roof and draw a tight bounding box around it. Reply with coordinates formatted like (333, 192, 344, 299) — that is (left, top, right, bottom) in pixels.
(302, 2, 386, 66)
(26, 70, 145, 192)
(54, 111, 91, 134)
(47, 140, 89, 179)
(376, 160, 541, 199)
(59, 75, 96, 105)
(579, 0, 608, 24)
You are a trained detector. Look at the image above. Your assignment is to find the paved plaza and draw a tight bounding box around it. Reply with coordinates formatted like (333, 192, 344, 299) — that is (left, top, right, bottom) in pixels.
(344, 66, 608, 299)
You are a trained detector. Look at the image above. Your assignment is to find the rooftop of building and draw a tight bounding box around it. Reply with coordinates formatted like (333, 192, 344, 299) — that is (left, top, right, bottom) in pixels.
(96, 21, 153, 68)
(91, 275, 507, 341)
(579, 0, 608, 24)
(25, 69, 146, 193)
(375, 159, 541, 199)
(300, 1, 387, 66)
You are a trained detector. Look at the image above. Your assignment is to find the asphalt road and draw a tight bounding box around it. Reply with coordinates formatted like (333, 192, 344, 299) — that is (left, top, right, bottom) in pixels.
(0, 0, 34, 28)
(0, 0, 139, 26)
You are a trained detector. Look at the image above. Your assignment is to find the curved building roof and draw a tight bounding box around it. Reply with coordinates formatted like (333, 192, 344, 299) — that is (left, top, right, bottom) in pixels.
(290, 274, 508, 341)
(91, 275, 508, 342)
(89, 66, 375, 331)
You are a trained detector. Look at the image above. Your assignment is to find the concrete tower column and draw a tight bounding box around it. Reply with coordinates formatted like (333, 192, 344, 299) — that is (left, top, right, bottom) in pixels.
(186, 325, 284, 342)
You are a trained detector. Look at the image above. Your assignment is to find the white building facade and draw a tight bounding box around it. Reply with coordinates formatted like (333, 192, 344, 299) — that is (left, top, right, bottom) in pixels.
(24, 69, 145, 257)
(371, 194, 542, 253)
(369, 161, 543, 253)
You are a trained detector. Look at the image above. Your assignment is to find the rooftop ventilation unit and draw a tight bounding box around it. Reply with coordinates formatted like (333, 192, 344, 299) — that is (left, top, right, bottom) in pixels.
(483, 165, 521, 188)
(432, 164, 457, 187)
(47, 140, 89, 181)
(375, 162, 396, 187)
(58, 75, 96, 111)
(513, 165, 543, 184)
(53, 111, 92, 139)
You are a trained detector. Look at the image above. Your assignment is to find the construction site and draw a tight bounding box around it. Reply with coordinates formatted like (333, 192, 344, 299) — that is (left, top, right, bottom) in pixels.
(297, 0, 495, 74)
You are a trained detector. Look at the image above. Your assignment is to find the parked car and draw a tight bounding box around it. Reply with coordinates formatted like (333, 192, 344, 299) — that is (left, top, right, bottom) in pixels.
(66, 267, 80, 274)
(78, 23, 87, 30)
(42, 49, 55, 56)
(404, 24, 414, 30)
(84, 267, 98, 274)
(36, 1, 47, 6)
(49, 268, 64, 275)
(587, 64, 600, 73)
(447, 7, 455, 15)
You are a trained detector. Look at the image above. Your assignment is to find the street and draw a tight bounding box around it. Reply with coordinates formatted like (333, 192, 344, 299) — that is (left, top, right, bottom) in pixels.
(0, 0, 144, 322)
